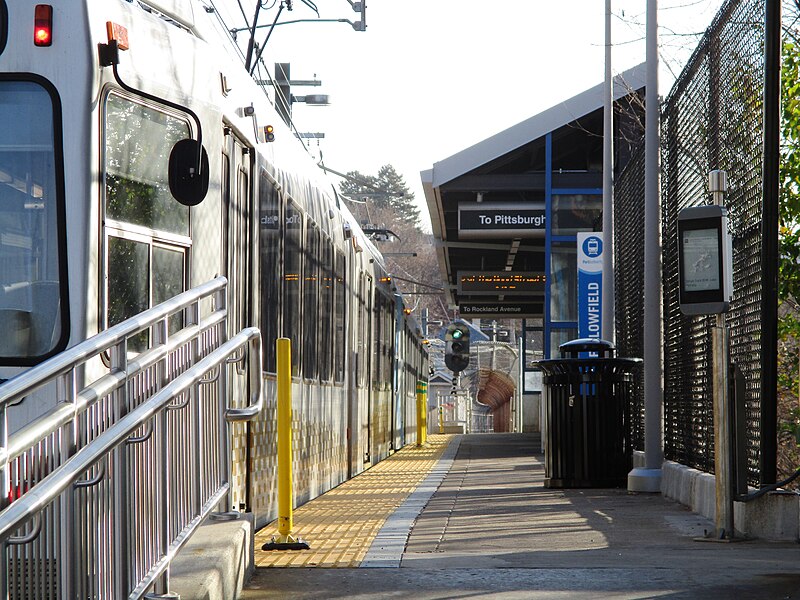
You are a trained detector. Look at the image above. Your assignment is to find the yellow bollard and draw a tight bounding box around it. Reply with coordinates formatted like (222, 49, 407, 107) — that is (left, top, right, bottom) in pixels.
(262, 338, 309, 551)
(416, 380, 426, 447)
(420, 380, 428, 445)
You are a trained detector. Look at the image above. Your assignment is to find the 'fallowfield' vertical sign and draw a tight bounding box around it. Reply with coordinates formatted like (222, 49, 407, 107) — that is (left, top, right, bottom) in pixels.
(577, 232, 604, 357)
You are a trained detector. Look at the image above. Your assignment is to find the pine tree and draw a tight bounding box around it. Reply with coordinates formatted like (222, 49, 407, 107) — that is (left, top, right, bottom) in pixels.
(338, 165, 421, 231)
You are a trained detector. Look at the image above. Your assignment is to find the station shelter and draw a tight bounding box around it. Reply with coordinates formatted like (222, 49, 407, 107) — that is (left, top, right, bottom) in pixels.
(421, 63, 646, 423)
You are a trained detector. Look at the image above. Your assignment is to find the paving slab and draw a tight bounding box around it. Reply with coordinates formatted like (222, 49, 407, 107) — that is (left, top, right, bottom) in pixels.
(244, 433, 800, 599)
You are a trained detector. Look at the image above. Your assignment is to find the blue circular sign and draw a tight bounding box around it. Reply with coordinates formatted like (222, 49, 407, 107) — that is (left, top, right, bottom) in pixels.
(582, 235, 603, 258)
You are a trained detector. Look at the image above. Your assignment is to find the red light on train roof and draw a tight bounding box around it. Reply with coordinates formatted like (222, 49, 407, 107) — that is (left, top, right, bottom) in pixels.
(34, 5, 53, 47)
(106, 21, 129, 51)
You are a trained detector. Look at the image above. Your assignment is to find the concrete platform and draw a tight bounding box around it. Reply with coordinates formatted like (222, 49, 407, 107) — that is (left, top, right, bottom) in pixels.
(243, 433, 800, 599)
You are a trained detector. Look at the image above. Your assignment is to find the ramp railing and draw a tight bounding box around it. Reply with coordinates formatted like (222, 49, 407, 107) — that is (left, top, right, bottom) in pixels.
(0, 276, 263, 599)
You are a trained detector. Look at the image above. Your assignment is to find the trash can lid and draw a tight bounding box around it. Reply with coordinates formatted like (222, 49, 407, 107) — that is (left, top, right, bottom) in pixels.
(559, 338, 615, 358)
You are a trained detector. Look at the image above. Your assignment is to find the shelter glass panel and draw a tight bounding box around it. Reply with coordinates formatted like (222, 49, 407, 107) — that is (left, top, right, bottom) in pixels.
(549, 242, 577, 322)
(552, 194, 602, 235)
(524, 328, 544, 370)
(550, 327, 578, 358)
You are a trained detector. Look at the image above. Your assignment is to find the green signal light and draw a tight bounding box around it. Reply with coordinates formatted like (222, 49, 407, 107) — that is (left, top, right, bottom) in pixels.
(452, 329, 464, 339)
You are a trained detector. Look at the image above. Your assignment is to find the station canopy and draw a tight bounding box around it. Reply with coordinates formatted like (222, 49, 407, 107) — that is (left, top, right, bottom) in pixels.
(421, 64, 646, 322)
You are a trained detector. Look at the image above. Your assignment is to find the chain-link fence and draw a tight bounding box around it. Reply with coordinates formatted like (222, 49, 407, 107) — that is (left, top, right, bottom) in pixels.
(615, 0, 769, 485)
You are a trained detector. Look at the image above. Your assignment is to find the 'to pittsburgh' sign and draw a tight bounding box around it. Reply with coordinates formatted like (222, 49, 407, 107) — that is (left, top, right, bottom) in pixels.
(458, 202, 545, 240)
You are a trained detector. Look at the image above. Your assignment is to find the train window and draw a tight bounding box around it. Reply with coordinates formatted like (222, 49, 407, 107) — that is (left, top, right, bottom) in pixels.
(103, 93, 190, 348)
(355, 274, 366, 388)
(283, 205, 302, 377)
(259, 169, 280, 373)
(107, 236, 148, 349)
(333, 251, 345, 385)
(230, 166, 250, 335)
(302, 224, 319, 380)
(383, 297, 394, 389)
(105, 95, 189, 236)
(319, 237, 333, 382)
(373, 292, 386, 391)
(153, 244, 185, 332)
(366, 277, 373, 387)
(0, 78, 67, 362)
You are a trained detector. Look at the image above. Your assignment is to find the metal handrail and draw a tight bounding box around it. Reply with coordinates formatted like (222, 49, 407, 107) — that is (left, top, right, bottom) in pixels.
(0, 276, 267, 598)
(0, 327, 262, 541)
(0, 308, 227, 466)
(0, 276, 228, 407)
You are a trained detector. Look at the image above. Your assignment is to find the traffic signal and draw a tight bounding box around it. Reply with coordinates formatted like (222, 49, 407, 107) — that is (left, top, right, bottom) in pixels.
(444, 322, 470, 373)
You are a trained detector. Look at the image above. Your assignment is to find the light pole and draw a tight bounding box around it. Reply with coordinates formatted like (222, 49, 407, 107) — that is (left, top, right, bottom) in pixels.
(628, 0, 663, 494)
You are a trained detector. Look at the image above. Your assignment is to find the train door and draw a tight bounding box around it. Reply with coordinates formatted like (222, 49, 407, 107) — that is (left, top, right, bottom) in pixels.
(221, 127, 254, 512)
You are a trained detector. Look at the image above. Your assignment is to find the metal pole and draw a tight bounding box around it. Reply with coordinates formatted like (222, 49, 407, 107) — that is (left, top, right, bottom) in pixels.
(710, 170, 734, 538)
(277, 338, 293, 540)
(602, 0, 616, 344)
(416, 380, 425, 447)
(263, 338, 309, 549)
(760, 0, 781, 486)
(628, 0, 663, 493)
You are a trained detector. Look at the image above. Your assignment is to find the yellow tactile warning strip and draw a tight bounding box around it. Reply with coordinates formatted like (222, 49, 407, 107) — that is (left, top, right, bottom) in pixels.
(254, 434, 454, 568)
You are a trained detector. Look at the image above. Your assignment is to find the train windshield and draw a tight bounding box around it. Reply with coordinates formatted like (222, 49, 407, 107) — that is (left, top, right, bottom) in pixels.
(0, 80, 65, 361)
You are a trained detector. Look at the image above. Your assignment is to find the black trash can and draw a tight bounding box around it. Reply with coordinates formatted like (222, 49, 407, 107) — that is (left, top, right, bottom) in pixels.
(535, 339, 642, 488)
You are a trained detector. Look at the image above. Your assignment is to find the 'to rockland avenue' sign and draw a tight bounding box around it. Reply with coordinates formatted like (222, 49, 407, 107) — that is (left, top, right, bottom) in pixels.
(458, 202, 546, 240)
(459, 302, 542, 318)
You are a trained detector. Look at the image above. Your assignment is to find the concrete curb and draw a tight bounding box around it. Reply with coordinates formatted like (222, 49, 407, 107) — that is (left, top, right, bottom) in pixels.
(661, 459, 800, 541)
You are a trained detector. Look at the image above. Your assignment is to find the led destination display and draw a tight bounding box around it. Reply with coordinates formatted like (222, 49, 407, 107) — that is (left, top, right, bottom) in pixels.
(458, 271, 546, 295)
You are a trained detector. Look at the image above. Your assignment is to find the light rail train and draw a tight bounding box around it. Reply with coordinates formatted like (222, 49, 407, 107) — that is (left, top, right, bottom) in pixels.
(0, 0, 427, 539)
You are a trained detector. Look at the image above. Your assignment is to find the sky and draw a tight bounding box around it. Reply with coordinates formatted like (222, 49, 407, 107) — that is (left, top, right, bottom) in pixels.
(215, 1, 726, 230)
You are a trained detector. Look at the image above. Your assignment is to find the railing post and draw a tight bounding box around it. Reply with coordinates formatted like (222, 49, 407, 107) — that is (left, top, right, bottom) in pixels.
(58, 371, 77, 598)
(0, 403, 8, 600)
(111, 339, 130, 598)
(152, 317, 174, 596)
(188, 301, 202, 518)
(216, 285, 232, 513)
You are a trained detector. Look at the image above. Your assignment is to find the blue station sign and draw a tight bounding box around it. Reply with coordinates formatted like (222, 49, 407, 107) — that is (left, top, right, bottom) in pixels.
(577, 232, 604, 357)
